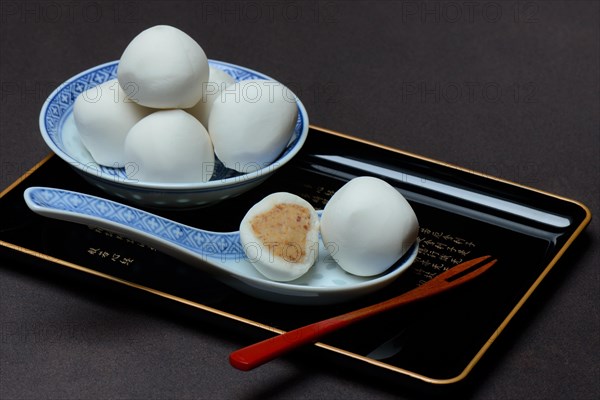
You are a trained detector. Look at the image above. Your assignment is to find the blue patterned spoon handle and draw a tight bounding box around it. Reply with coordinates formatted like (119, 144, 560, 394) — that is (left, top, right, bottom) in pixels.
(23, 187, 245, 260)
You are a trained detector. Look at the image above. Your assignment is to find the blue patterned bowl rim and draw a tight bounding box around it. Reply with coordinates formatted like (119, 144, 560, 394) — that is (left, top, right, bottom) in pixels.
(39, 60, 309, 190)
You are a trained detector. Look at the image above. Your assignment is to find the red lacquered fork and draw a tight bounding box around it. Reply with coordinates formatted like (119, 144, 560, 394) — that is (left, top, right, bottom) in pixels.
(230, 255, 497, 371)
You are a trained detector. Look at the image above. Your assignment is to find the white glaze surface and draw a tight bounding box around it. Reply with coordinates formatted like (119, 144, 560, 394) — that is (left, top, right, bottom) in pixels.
(124, 109, 215, 183)
(320, 177, 419, 276)
(209, 80, 298, 173)
(73, 79, 152, 167)
(186, 67, 236, 129)
(118, 25, 209, 108)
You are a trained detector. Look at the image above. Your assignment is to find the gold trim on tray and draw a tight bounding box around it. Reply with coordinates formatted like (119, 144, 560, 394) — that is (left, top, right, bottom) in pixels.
(0, 125, 592, 385)
(0, 153, 54, 198)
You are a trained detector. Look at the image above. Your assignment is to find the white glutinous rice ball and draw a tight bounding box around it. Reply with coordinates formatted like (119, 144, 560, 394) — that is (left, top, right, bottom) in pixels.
(240, 192, 320, 282)
(187, 67, 236, 128)
(73, 79, 152, 167)
(320, 177, 419, 277)
(208, 80, 298, 173)
(117, 25, 209, 109)
(123, 109, 215, 183)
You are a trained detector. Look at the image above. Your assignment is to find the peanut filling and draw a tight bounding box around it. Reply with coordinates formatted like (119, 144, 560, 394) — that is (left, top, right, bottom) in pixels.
(250, 203, 311, 263)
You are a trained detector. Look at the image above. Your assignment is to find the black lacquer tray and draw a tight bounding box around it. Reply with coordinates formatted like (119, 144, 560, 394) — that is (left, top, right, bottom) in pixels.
(0, 126, 591, 386)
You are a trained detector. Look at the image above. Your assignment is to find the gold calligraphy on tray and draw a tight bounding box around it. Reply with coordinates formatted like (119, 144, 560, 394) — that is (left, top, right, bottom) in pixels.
(87, 226, 157, 251)
(413, 227, 477, 284)
(84, 226, 157, 267)
(299, 183, 336, 209)
(86, 247, 135, 266)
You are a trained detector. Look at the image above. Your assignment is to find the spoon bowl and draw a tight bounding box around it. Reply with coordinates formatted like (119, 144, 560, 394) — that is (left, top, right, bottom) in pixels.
(24, 186, 418, 305)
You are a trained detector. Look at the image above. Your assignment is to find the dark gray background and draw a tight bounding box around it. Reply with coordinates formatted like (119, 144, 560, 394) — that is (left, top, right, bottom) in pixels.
(1, 1, 598, 399)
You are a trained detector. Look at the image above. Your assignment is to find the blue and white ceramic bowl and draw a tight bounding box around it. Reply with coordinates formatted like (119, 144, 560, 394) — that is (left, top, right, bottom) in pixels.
(39, 60, 309, 208)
